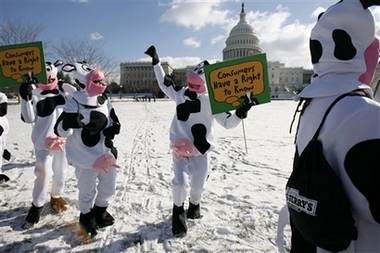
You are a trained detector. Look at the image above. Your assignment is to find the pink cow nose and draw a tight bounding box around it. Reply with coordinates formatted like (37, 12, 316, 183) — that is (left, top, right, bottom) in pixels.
(89, 69, 105, 83)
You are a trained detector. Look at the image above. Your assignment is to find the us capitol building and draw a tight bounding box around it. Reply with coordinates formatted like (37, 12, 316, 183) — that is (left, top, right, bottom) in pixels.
(120, 3, 379, 99)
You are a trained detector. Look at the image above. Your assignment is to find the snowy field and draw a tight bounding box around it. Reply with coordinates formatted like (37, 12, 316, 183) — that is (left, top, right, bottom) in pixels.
(0, 99, 296, 252)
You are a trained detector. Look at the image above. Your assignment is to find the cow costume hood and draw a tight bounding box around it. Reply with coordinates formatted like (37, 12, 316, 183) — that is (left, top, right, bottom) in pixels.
(187, 60, 209, 94)
(296, 0, 380, 99)
(38, 60, 63, 91)
(62, 61, 107, 97)
(62, 61, 107, 107)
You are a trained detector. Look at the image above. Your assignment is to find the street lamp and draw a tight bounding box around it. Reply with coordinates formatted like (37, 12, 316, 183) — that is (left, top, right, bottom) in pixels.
(119, 84, 123, 99)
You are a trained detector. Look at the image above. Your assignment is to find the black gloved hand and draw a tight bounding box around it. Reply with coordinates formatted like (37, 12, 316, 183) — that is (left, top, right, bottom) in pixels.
(19, 73, 37, 101)
(62, 112, 85, 130)
(144, 45, 160, 65)
(235, 94, 258, 119)
(19, 82, 34, 101)
(0, 125, 3, 136)
(103, 122, 121, 139)
(3, 149, 11, 161)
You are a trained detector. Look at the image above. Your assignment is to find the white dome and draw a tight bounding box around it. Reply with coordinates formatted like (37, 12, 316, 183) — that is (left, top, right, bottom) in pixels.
(223, 3, 262, 61)
(229, 10, 255, 36)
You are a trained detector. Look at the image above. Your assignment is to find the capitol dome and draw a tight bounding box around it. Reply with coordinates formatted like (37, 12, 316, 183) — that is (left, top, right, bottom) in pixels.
(223, 3, 263, 61)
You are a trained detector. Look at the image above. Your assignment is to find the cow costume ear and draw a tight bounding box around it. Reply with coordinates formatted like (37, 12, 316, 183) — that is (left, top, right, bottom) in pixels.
(62, 64, 76, 72)
(360, 0, 380, 9)
(193, 60, 210, 76)
(54, 60, 64, 67)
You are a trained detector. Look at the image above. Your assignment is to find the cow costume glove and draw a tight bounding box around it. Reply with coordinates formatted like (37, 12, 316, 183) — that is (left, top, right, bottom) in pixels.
(93, 153, 120, 173)
(19, 73, 37, 101)
(19, 80, 35, 101)
(235, 93, 256, 119)
(144, 45, 160, 65)
(45, 135, 66, 151)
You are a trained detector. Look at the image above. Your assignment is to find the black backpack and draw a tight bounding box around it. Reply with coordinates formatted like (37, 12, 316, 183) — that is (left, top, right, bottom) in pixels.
(286, 93, 358, 252)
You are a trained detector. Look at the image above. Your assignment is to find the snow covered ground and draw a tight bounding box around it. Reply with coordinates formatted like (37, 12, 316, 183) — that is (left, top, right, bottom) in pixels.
(0, 99, 296, 252)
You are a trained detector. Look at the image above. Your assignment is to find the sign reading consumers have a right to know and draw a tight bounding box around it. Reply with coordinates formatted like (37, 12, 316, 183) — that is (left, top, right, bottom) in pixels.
(0, 41, 47, 88)
(204, 53, 271, 115)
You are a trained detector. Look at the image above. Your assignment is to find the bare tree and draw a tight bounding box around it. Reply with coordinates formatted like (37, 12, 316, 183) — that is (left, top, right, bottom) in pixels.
(0, 18, 47, 100)
(0, 18, 55, 60)
(0, 18, 43, 46)
(53, 37, 118, 84)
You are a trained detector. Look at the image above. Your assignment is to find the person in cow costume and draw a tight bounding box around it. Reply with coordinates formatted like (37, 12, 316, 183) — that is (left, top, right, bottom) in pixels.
(287, 0, 380, 252)
(0, 92, 11, 182)
(145, 46, 255, 236)
(19, 60, 76, 228)
(54, 61, 121, 241)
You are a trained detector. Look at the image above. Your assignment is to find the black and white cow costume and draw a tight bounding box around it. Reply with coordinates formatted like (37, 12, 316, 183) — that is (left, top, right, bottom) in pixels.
(19, 60, 76, 227)
(283, 0, 380, 252)
(54, 61, 121, 240)
(145, 46, 254, 236)
(0, 92, 10, 182)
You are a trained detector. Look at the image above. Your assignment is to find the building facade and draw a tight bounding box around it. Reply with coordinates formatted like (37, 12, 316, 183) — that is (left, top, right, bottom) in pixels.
(119, 3, 379, 99)
(119, 61, 174, 97)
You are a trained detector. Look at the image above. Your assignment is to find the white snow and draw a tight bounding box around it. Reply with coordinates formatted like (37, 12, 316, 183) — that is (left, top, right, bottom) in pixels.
(0, 99, 295, 252)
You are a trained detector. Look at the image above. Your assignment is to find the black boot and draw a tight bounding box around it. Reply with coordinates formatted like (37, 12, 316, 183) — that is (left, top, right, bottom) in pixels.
(24, 203, 43, 227)
(172, 204, 187, 237)
(79, 211, 98, 240)
(187, 202, 201, 219)
(92, 205, 115, 229)
(0, 174, 10, 182)
(22, 203, 43, 229)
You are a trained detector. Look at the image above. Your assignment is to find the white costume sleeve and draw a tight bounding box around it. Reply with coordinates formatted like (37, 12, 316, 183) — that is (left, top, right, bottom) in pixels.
(154, 63, 183, 100)
(54, 98, 77, 138)
(20, 99, 36, 123)
(214, 111, 242, 129)
(61, 83, 77, 99)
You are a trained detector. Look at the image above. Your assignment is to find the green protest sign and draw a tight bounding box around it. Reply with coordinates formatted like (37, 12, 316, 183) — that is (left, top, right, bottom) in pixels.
(204, 53, 271, 114)
(0, 41, 47, 87)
